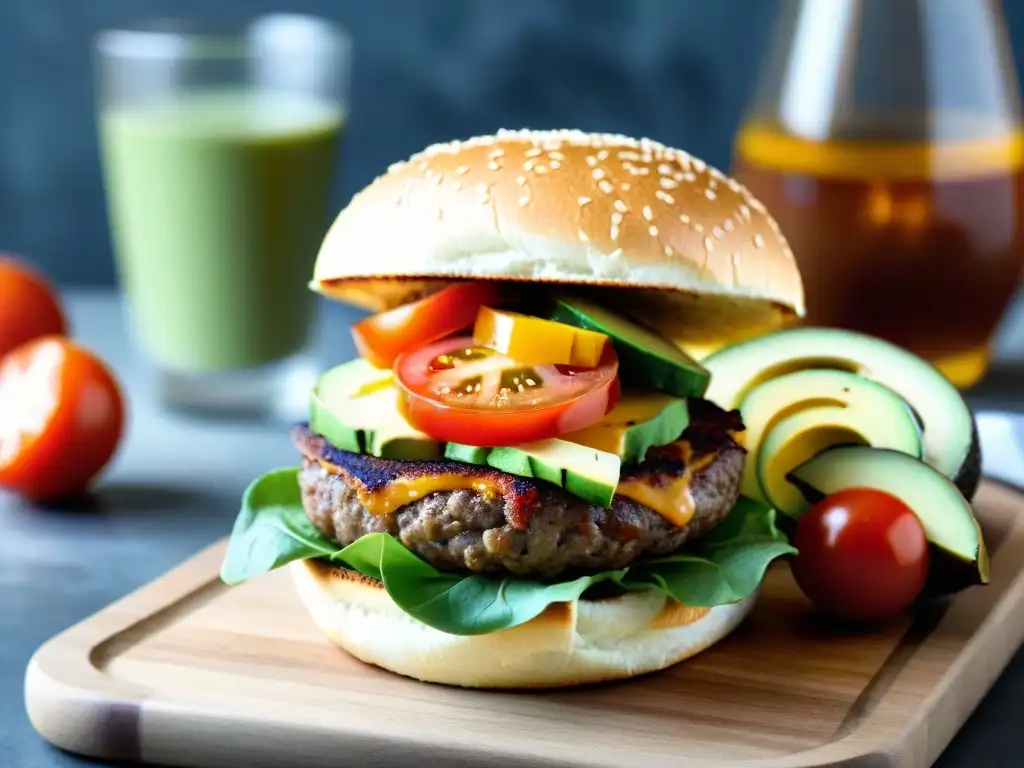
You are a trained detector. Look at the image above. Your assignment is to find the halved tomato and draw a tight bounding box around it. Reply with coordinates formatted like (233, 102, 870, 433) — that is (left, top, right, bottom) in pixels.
(394, 335, 620, 446)
(351, 281, 503, 369)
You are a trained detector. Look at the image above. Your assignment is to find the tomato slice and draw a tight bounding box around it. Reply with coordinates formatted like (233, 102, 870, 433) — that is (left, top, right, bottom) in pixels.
(351, 281, 503, 369)
(394, 335, 620, 446)
(0, 336, 125, 501)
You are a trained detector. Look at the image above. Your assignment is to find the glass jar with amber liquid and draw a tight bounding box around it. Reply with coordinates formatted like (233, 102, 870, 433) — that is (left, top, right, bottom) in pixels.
(731, 0, 1024, 388)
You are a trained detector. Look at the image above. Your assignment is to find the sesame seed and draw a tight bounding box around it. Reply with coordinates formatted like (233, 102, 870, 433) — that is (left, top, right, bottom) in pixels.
(655, 190, 675, 205)
(724, 218, 735, 232)
(519, 194, 530, 206)
(597, 149, 609, 160)
(599, 180, 615, 194)
(739, 204, 751, 221)
(456, 166, 471, 176)
(683, 172, 697, 182)
(610, 222, 620, 241)
(664, 244, 674, 256)
(578, 196, 592, 206)
(708, 179, 718, 189)
(586, 156, 598, 167)
(614, 200, 628, 213)
(705, 189, 717, 201)
(611, 211, 624, 225)
(660, 177, 679, 189)
(516, 175, 527, 186)
(549, 151, 565, 160)
(649, 225, 659, 237)
(620, 182, 631, 191)
(549, 160, 561, 169)
(619, 151, 640, 160)
(524, 159, 536, 171)
(753, 233, 766, 249)
(535, 165, 548, 174)
(704, 236, 715, 252)
(713, 226, 724, 240)
(476, 182, 489, 194)
(578, 229, 589, 242)
(731, 253, 741, 282)
(679, 214, 691, 225)
(693, 222, 704, 233)
(487, 160, 500, 170)
(592, 168, 606, 180)
(525, 147, 543, 158)
(658, 163, 674, 175)
(692, 158, 707, 173)
(488, 148, 505, 159)
(642, 205, 654, 221)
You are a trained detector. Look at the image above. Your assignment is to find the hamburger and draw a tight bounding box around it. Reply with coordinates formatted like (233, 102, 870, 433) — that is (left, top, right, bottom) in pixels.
(220, 129, 805, 688)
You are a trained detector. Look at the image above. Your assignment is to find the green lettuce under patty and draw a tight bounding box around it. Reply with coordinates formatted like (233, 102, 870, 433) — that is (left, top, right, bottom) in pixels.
(220, 467, 796, 636)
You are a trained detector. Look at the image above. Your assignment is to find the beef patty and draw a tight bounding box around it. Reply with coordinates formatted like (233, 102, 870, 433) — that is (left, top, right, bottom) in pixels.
(293, 399, 746, 579)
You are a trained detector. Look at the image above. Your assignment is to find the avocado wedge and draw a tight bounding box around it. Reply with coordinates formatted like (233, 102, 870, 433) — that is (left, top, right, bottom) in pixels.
(550, 295, 710, 398)
(561, 392, 689, 464)
(448, 439, 622, 507)
(702, 327, 980, 500)
(309, 360, 444, 460)
(739, 369, 922, 508)
(787, 445, 989, 593)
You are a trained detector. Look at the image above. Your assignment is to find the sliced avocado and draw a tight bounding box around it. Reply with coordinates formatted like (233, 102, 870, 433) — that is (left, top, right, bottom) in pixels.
(757, 403, 922, 516)
(309, 361, 443, 460)
(485, 439, 622, 507)
(444, 443, 491, 465)
(739, 369, 922, 506)
(786, 445, 989, 593)
(702, 327, 980, 500)
(550, 295, 710, 398)
(561, 392, 689, 464)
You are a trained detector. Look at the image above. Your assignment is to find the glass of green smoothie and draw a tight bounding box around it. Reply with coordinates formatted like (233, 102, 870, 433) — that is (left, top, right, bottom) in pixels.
(95, 15, 350, 420)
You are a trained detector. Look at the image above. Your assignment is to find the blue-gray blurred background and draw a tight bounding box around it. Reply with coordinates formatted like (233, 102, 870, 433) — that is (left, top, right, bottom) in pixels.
(3, 0, 1018, 287)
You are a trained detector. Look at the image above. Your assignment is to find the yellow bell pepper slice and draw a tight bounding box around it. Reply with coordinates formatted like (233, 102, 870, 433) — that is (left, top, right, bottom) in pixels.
(472, 307, 609, 366)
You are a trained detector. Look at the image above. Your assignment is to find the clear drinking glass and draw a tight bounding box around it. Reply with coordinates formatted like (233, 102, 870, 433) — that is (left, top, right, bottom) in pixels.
(731, 0, 1024, 389)
(95, 15, 351, 418)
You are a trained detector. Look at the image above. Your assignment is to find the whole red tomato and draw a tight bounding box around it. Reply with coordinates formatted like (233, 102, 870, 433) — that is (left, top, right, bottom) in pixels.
(790, 487, 929, 622)
(0, 336, 125, 501)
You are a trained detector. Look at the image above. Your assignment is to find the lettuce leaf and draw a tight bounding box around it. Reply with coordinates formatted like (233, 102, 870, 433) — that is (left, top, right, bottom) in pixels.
(220, 467, 796, 636)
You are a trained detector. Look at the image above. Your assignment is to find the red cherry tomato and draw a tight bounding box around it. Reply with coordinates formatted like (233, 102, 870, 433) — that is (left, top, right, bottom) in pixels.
(790, 487, 929, 622)
(351, 281, 503, 369)
(394, 335, 620, 446)
(0, 256, 67, 358)
(0, 336, 126, 501)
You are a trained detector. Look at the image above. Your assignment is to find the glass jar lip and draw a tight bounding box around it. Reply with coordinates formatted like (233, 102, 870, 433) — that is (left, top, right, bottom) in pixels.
(95, 14, 351, 61)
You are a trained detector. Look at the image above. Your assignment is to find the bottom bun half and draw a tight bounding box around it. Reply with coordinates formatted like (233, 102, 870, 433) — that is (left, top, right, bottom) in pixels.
(290, 559, 759, 689)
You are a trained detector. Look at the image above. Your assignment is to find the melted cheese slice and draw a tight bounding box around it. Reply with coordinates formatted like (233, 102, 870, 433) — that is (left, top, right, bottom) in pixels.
(614, 451, 717, 528)
(318, 461, 497, 517)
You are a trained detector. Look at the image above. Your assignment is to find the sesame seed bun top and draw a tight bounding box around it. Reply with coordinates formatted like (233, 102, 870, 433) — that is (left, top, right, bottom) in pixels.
(312, 129, 804, 355)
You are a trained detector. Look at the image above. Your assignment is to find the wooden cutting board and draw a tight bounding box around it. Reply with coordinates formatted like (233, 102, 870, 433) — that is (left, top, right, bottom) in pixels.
(24, 478, 1024, 768)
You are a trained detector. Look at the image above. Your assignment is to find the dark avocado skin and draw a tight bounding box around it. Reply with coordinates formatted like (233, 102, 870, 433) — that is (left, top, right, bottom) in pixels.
(954, 414, 982, 503)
